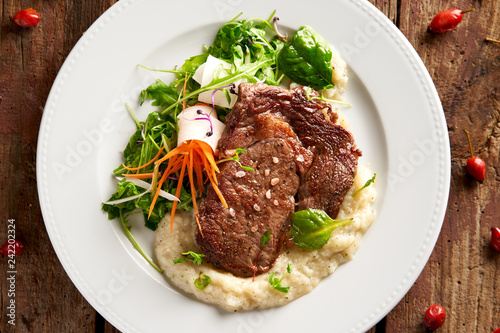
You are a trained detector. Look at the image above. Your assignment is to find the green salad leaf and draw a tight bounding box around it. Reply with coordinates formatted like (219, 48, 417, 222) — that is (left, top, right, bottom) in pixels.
(290, 209, 352, 249)
(103, 109, 192, 232)
(278, 26, 334, 90)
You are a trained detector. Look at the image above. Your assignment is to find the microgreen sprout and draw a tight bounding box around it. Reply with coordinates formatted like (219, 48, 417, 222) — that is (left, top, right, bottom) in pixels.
(194, 109, 214, 137)
(216, 148, 255, 172)
(305, 87, 352, 107)
(268, 270, 290, 293)
(173, 251, 206, 265)
(247, 37, 268, 47)
(194, 273, 211, 290)
(351, 173, 376, 196)
(273, 17, 288, 42)
(118, 210, 163, 273)
(261, 230, 271, 247)
(211, 83, 237, 109)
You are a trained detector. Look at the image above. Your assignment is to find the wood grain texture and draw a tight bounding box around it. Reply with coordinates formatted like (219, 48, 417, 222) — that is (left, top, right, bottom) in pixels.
(0, 1, 498, 333)
(0, 1, 116, 333)
(379, 0, 500, 332)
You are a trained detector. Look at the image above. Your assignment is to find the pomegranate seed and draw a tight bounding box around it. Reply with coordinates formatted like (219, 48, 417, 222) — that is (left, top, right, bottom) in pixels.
(491, 227, 500, 252)
(424, 304, 446, 330)
(0, 240, 24, 256)
(13, 8, 40, 28)
(427, 8, 474, 34)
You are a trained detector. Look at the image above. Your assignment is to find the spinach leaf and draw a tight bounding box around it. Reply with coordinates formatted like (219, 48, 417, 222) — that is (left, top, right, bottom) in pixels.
(278, 26, 334, 90)
(290, 209, 352, 249)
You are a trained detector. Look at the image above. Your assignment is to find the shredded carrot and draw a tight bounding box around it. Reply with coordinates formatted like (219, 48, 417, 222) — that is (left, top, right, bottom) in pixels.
(123, 173, 154, 179)
(169, 152, 189, 232)
(195, 102, 211, 107)
(122, 146, 164, 171)
(147, 139, 227, 233)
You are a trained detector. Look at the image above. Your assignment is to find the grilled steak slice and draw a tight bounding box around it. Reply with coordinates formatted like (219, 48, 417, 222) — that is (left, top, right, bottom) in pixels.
(196, 138, 299, 277)
(219, 83, 360, 218)
(196, 83, 360, 277)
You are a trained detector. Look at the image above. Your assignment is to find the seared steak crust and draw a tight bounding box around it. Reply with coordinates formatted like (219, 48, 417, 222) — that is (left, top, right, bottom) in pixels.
(196, 83, 361, 277)
(196, 138, 299, 277)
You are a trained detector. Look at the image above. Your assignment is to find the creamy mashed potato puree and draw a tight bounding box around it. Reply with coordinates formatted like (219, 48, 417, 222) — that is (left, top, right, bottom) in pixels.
(154, 166, 376, 312)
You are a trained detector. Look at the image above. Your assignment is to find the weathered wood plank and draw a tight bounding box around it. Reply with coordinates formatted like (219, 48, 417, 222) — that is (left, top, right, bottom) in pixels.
(0, 1, 115, 332)
(385, 0, 500, 332)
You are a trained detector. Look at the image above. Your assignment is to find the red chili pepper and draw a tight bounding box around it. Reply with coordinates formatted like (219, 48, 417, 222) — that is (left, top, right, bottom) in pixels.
(424, 304, 446, 330)
(0, 240, 24, 256)
(493, 328, 500, 333)
(463, 130, 486, 182)
(427, 8, 474, 34)
(13, 8, 40, 28)
(491, 227, 500, 253)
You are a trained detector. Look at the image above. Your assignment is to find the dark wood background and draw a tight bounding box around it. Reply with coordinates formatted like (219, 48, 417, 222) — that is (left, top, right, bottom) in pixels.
(0, 0, 498, 332)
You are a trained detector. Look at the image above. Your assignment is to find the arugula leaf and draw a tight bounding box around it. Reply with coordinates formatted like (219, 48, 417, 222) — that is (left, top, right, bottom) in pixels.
(102, 179, 144, 219)
(194, 273, 211, 290)
(261, 230, 271, 247)
(116, 209, 162, 273)
(178, 53, 209, 76)
(290, 209, 352, 249)
(173, 251, 205, 265)
(278, 26, 334, 90)
(268, 272, 289, 293)
(140, 79, 180, 109)
(352, 173, 376, 196)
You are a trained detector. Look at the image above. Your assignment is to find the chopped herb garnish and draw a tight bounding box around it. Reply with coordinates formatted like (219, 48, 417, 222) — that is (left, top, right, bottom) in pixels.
(173, 251, 205, 265)
(268, 272, 290, 293)
(217, 148, 255, 171)
(304, 86, 352, 107)
(261, 230, 271, 247)
(194, 273, 211, 290)
(352, 173, 376, 196)
(287, 263, 292, 274)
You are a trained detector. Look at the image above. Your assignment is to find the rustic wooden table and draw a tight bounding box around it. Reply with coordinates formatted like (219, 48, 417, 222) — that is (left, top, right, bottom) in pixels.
(1, 0, 498, 332)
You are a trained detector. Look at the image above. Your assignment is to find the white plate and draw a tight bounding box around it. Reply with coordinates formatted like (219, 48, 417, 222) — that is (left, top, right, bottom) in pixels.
(37, 0, 450, 332)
